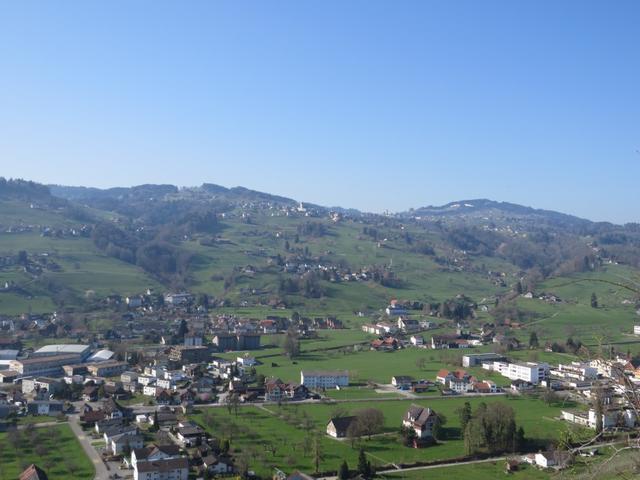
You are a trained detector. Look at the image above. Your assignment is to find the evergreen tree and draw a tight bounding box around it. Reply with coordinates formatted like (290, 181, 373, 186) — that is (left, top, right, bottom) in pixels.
(357, 449, 373, 479)
(528, 331, 539, 349)
(338, 460, 350, 480)
(177, 319, 188, 338)
(458, 401, 472, 434)
(591, 292, 598, 308)
(515, 426, 526, 451)
(150, 410, 159, 432)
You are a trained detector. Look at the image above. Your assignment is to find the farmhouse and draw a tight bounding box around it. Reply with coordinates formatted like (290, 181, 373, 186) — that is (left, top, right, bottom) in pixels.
(402, 404, 437, 440)
(397, 317, 420, 332)
(370, 337, 399, 351)
(532, 451, 573, 469)
(392, 375, 414, 389)
(326, 416, 358, 438)
(264, 378, 309, 402)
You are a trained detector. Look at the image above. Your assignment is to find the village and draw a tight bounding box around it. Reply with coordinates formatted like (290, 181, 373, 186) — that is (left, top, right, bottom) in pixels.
(1, 293, 640, 480)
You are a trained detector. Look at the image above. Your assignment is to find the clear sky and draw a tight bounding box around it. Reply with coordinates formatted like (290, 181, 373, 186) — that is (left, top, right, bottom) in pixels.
(0, 1, 638, 223)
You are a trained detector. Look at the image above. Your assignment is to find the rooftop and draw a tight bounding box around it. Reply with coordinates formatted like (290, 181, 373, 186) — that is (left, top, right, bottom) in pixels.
(33, 344, 90, 355)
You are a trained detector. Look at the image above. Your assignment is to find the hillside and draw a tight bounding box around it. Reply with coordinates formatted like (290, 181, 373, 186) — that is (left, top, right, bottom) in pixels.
(0, 178, 639, 348)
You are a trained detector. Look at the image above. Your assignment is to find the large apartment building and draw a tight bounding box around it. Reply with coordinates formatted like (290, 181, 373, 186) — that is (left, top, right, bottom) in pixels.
(300, 370, 349, 389)
(484, 361, 549, 384)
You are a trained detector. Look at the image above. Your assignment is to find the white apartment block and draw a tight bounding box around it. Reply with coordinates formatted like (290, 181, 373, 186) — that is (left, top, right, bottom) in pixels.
(483, 361, 549, 384)
(550, 362, 598, 382)
(301, 370, 349, 389)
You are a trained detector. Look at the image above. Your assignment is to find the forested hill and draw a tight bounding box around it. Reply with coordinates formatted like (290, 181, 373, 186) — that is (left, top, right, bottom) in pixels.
(0, 177, 639, 316)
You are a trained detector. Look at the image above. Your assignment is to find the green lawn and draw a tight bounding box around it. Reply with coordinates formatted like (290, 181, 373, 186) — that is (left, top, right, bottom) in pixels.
(253, 345, 509, 386)
(0, 424, 94, 480)
(380, 461, 551, 479)
(191, 396, 582, 478)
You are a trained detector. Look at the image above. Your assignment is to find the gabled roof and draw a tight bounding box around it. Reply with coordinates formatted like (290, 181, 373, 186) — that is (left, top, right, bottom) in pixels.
(135, 457, 189, 473)
(134, 444, 181, 460)
(327, 416, 358, 433)
(19, 464, 48, 480)
(405, 404, 436, 427)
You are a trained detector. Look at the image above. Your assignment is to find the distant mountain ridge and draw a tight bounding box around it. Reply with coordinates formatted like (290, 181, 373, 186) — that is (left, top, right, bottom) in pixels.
(47, 183, 603, 224)
(401, 198, 598, 228)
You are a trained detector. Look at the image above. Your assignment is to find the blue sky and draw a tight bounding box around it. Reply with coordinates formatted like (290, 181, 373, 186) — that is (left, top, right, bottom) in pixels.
(0, 1, 638, 223)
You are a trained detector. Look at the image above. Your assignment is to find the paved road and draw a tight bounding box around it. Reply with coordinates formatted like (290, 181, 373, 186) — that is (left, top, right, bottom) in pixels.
(124, 391, 506, 416)
(316, 456, 508, 480)
(68, 414, 110, 480)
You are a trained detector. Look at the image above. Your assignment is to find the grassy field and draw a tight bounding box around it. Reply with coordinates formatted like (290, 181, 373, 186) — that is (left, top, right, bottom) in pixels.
(252, 344, 511, 386)
(191, 396, 584, 478)
(0, 423, 94, 480)
(0, 231, 161, 313)
(379, 461, 551, 479)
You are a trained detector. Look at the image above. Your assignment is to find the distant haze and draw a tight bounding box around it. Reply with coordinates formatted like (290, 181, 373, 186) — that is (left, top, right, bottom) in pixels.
(1, 2, 638, 223)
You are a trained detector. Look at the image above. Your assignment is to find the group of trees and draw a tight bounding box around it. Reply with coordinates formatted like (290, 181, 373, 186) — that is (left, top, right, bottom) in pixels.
(460, 402, 525, 456)
(297, 221, 328, 238)
(278, 271, 325, 298)
(338, 449, 375, 479)
(91, 221, 192, 284)
(346, 408, 385, 443)
(436, 295, 476, 320)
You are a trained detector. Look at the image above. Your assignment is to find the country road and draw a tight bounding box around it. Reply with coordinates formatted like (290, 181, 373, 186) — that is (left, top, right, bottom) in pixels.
(315, 456, 508, 480)
(315, 438, 629, 479)
(122, 391, 506, 415)
(68, 415, 110, 480)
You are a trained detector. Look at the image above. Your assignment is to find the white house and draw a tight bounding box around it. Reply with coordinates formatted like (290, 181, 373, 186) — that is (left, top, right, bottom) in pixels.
(202, 454, 234, 475)
(134, 457, 189, 480)
(143, 384, 159, 396)
(164, 293, 193, 306)
(533, 451, 572, 469)
(126, 296, 143, 308)
(156, 379, 175, 390)
(402, 404, 437, 439)
(131, 444, 182, 469)
(237, 355, 257, 367)
(137, 375, 155, 386)
(110, 433, 143, 455)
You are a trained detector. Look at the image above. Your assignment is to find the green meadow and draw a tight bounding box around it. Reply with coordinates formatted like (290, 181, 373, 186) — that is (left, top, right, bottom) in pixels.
(0, 424, 93, 480)
(191, 396, 584, 478)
